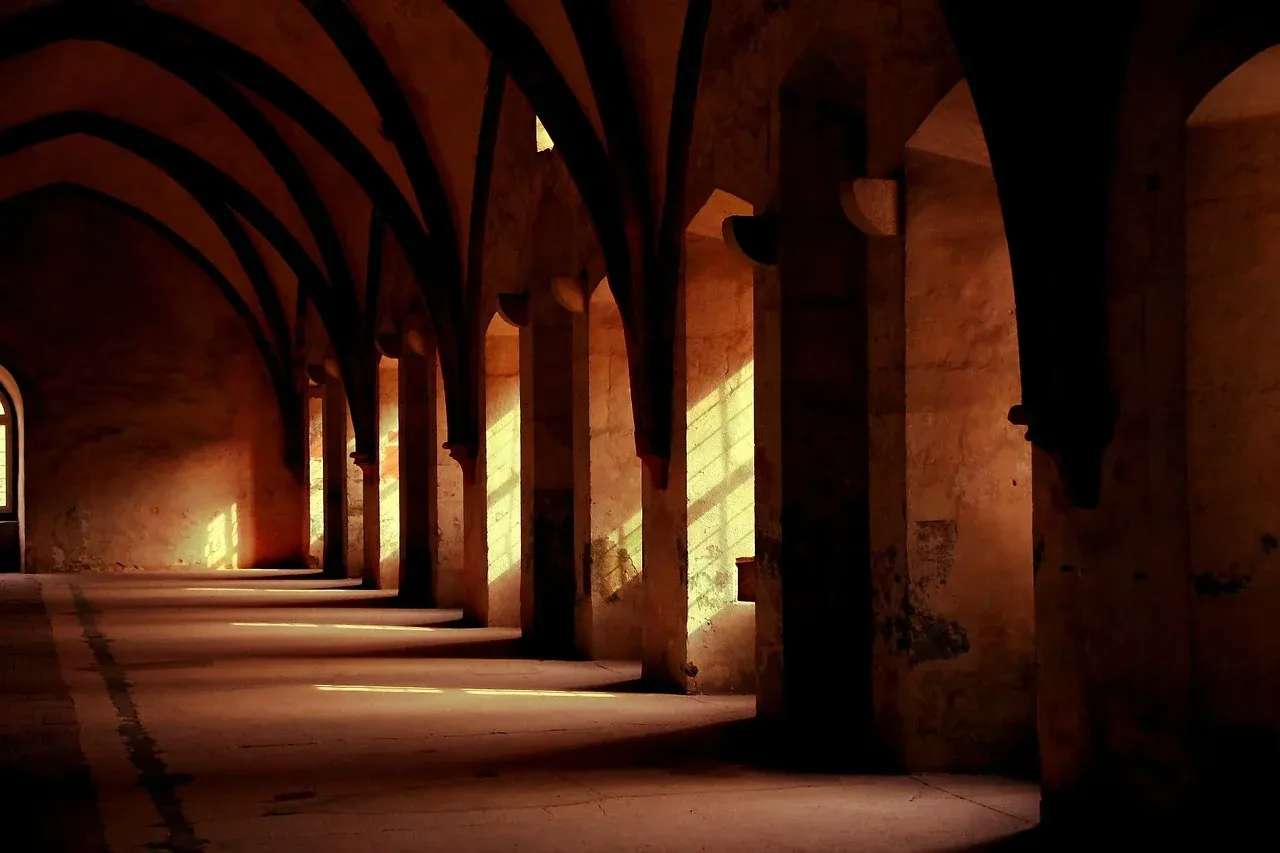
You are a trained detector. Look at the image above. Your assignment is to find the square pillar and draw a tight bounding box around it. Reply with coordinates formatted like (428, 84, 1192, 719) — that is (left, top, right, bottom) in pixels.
(641, 268, 690, 691)
(435, 361, 465, 607)
(398, 336, 437, 605)
(463, 322, 522, 627)
(520, 291, 581, 658)
(757, 92, 874, 766)
(321, 370, 348, 578)
(345, 401, 365, 583)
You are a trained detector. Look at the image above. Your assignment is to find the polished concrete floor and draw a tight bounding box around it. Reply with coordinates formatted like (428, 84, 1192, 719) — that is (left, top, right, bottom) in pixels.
(2, 571, 1039, 852)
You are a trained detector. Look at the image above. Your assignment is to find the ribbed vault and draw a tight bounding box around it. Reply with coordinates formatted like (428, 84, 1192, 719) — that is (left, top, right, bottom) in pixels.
(0, 0, 711, 481)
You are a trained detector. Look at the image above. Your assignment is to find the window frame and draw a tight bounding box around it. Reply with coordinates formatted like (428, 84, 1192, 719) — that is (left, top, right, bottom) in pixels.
(0, 384, 15, 517)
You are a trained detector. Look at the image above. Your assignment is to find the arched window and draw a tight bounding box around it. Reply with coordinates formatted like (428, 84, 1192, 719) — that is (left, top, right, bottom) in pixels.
(0, 385, 14, 517)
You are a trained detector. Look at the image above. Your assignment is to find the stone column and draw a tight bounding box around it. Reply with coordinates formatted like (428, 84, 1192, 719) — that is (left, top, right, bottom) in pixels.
(576, 284, 644, 661)
(757, 91, 874, 767)
(356, 452, 379, 589)
(321, 370, 348, 578)
(461, 389, 490, 623)
(397, 333, 437, 605)
(1032, 91, 1193, 831)
(435, 361, 465, 607)
(641, 268, 690, 691)
(462, 325, 523, 627)
(345, 402, 365, 583)
(520, 290, 580, 658)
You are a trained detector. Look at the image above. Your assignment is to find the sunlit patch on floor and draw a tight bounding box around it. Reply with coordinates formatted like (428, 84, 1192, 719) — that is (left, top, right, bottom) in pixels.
(314, 684, 617, 699)
(231, 622, 438, 632)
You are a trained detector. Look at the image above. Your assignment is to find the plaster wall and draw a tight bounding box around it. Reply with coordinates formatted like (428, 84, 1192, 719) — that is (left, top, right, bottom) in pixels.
(684, 233, 755, 694)
(435, 360, 465, 607)
(378, 358, 400, 590)
(307, 392, 323, 568)
(903, 147, 1035, 772)
(585, 284, 643, 660)
(485, 325, 521, 628)
(0, 195, 302, 571)
(1186, 115, 1280, 758)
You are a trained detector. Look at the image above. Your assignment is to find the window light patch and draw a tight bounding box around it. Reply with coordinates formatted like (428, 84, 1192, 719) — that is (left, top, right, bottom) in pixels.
(535, 116, 554, 153)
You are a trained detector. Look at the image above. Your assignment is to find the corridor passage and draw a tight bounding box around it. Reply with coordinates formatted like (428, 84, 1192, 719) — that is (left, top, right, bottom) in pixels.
(2, 571, 1037, 852)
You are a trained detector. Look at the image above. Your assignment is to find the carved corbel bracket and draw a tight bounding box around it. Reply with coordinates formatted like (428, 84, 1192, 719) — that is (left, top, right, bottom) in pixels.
(1009, 403, 1113, 509)
(497, 291, 530, 327)
(551, 275, 587, 313)
(722, 213, 778, 267)
(304, 364, 329, 386)
(375, 331, 403, 359)
(840, 178, 900, 237)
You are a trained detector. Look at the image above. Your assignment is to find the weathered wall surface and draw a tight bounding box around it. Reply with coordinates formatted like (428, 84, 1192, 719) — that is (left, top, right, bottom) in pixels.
(684, 233, 755, 694)
(435, 360, 465, 608)
(585, 283, 643, 660)
(903, 141, 1035, 772)
(485, 324, 521, 627)
(377, 358, 400, 590)
(1187, 115, 1280, 760)
(345, 403, 364, 581)
(0, 195, 303, 571)
(307, 391, 323, 568)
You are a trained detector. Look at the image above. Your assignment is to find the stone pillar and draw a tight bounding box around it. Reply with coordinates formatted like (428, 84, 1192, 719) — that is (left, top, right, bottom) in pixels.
(435, 360, 465, 607)
(345, 401, 365, 583)
(684, 233, 756, 694)
(520, 290, 580, 658)
(754, 263, 784, 719)
(1032, 88, 1193, 831)
(358, 453, 379, 589)
(463, 323, 522, 627)
(758, 92, 873, 766)
(641, 267, 690, 691)
(398, 335, 436, 605)
(577, 284, 644, 660)
(321, 371, 347, 578)
(461, 394, 489, 623)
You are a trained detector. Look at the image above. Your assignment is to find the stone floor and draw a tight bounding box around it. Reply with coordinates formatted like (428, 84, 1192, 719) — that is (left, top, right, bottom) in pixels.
(2, 571, 1040, 852)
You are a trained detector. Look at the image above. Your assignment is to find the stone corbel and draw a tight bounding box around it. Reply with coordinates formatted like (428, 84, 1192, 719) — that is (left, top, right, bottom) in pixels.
(404, 328, 430, 357)
(497, 291, 530, 327)
(1008, 402, 1113, 509)
(551, 275, 587, 313)
(375, 331, 403, 359)
(722, 213, 778, 267)
(839, 178, 900, 237)
(305, 364, 329, 386)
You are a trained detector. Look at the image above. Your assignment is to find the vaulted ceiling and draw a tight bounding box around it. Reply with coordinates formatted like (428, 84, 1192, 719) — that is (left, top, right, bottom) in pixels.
(0, 0, 710, 468)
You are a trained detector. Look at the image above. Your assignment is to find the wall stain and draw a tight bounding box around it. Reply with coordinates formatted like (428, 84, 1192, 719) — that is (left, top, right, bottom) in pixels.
(902, 520, 970, 664)
(1192, 572, 1250, 596)
(1192, 533, 1279, 596)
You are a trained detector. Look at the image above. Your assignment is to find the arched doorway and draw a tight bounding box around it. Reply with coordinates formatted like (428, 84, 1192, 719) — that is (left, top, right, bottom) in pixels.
(1185, 44, 1280, 783)
(0, 368, 23, 572)
(900, 80, 1034, 772)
